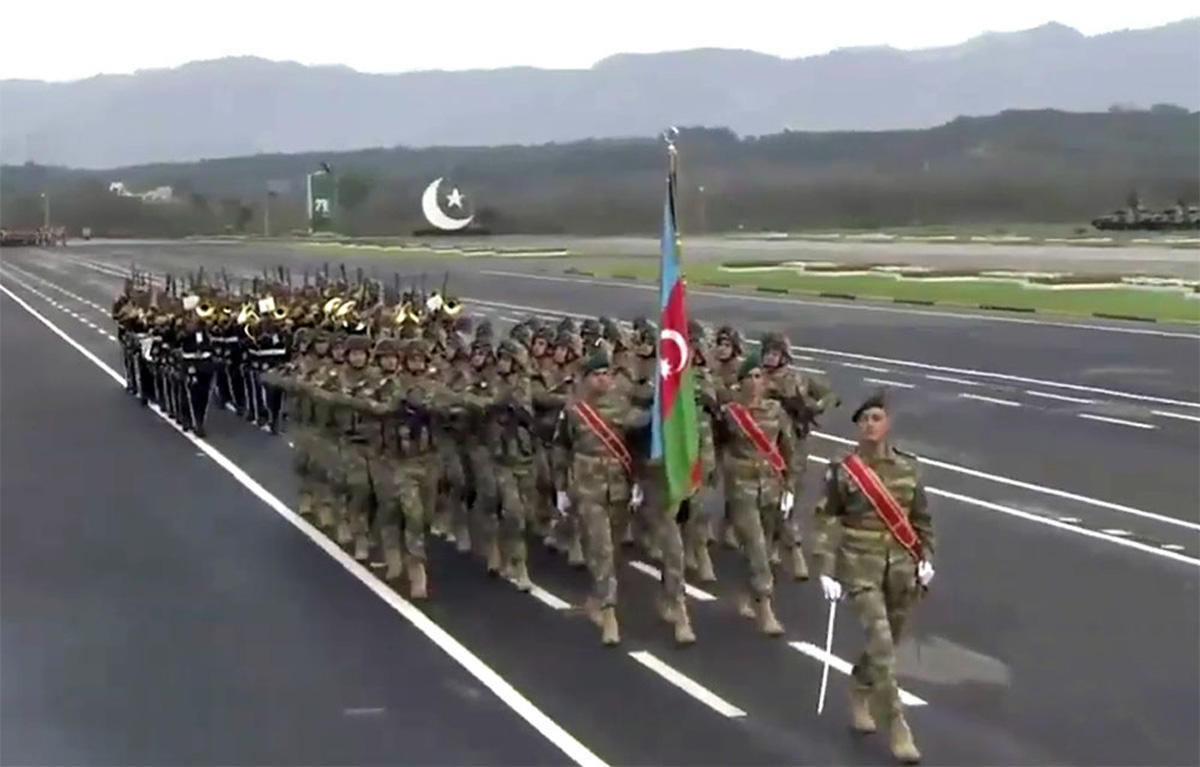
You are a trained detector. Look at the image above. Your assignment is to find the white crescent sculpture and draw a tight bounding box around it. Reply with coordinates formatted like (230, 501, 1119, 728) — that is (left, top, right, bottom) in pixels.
(659, 329, 691, 378)
(421, 177, 474, 231)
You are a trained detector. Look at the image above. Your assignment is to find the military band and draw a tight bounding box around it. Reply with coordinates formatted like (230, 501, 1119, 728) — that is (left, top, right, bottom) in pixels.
(110, 266, 934, 764)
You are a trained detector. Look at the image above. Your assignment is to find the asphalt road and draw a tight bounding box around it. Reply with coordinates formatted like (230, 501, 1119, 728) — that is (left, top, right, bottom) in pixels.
(2, 243, 1199, 766)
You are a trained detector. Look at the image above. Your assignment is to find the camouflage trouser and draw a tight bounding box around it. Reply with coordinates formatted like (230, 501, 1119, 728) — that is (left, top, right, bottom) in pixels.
(435, 435, 468, 535)
(496, 463, 536, 567)
(466, 446, 499, 550)
(772, 440, 811, 553)
(641, 477, 686, 605)
(531, 446, 556, 538)
(342, 442, 375, 541)
(578, 494, 628, 608)
(726, 477, 779, 598)
(373, 456, 430, 561)
(838, 533, 921, 718)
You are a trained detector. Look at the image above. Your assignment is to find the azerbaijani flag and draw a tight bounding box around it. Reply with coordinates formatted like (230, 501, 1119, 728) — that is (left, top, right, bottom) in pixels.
(651, 151, 702, 506)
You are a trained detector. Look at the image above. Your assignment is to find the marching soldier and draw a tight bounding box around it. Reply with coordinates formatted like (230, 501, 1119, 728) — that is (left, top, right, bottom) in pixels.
(176, 305, 216, 436)
(813, 390, 934, 764)
(683, 319, 719, 583)
(760, 331, 838, 580)
(552, 349, 651, 646)
(464, 323, 502, 573)
(715, 352, 801, 637)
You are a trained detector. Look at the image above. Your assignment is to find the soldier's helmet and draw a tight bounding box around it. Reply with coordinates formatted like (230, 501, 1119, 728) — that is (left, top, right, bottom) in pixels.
(633, 318, 658, 349)
(759, 331, 791, 362)
(373, 337, 401, 359)
(556, 317, 578, 336)
(580, 318, 602, 342)
(474, 319, 495, 343)
(554, 328, 582, 358)
(533, 324, 555, 347)
(600, 317, 629, 351)
(293, 327, 314, 353)
(497, 338, 531, 371)
(688, 319, 709, 345)
(345, 335, 372, 354)
(509, 322, 533, 349)
(405, 338, 431, 361)
(715, 324, 742, 353)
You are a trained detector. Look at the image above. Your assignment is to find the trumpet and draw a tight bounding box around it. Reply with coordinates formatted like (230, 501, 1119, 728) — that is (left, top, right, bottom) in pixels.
(196, 300, 216, 320)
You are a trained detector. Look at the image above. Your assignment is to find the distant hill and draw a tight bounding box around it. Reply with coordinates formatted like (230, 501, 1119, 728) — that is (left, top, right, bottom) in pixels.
(3, 109, 1196, 236)
(1, 18, 1197, 168)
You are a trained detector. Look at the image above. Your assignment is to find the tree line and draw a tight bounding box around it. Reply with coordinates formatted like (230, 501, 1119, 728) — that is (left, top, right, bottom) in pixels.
(2, 109, 1196, 236)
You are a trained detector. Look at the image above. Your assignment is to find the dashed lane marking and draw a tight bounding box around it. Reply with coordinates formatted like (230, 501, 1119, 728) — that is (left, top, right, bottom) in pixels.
(628, 561, 717, 601)
(528, 585, 572, 611)
(925, 374, 988, 387)
(0, 280, 610, 767)
(1152, 410, 1200, 424)
(842, 363, 891, 373)
(1026, 390, 1095, 405)
(789, 642, 927, 707)
(862, 377, 915, 389)
(958, 393, 1021, 407)
(1078, 414, 1157, 430)
(629, 651, 747, 718)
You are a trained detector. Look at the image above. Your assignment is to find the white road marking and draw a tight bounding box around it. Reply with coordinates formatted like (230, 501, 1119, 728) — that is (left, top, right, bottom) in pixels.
(1078, 414, 1157, 430)
(958, 393, 1021, 407)
(343, 707, 385, 716)
(925, 485, 1198, 567)
(1057, 517, 1082, 524)
(1025, 390, 1095, 405)
(796, 366, 827, 375)
(528, 584, 572, 610)
(464, 293, 1198, 408)
(1161, 544, 1187, 552)
(842, 362, 891, 373)
(628, 560, 717, 601)
(628, 651, 747, 718)
(811, 430, 1199, 532)
(789, 642, 927, 707)
(862, 377, 915, 389)
(1100, 529, 1133, 537)
(1153, 410, 1200, 423)
(0, 282, 610, 767)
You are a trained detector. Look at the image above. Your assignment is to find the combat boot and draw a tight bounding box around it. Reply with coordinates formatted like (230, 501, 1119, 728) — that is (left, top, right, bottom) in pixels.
(335, 518, 354, 545)
(674, 602, 696, 646)
(755, 596, 784, 637)
(509, 559, 532, 592)
(485, 539, 502, 576)
(567, 536, 586, 568)
(769, 543, 782, 565)
(684, 545, 698, 572)
(695, 544, 717, 582)
(889, 713, 921, 764)
(736, 592, 756, 619)
(353, 534, 370, 562)
(723, 525, 738, 549)
(455, 523, 472, 554)
(316, 502, 335, 530)
(407, 559, 428, 600)
(600, 607, 620, 646)
(297, 492, 314, 518)
(658, 595, 680, 624)
(790, 547, 810, 581)
(383, 548, 404, 582)
(584, 597, 603, 626)
(850, 685, 877, 733)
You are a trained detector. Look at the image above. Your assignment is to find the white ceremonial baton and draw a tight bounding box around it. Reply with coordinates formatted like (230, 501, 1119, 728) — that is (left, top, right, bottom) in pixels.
(816, 597, 839, 715)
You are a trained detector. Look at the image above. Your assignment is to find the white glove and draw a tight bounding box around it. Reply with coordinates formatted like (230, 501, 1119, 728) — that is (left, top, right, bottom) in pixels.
(918, 560, 935, 586)
(630, 483, 644, 510)
(820, 575, 843, 601)
(555, 491, 570, 515)
(780, 491, 795, 518)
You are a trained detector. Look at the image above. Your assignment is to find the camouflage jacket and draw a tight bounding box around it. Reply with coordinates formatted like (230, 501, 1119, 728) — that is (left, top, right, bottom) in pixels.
(763, 364, 837, 437)
(468, 371, 537, 466)
(552, 391, 650, 503)
(716, 394, 801, 488)
(812, 444, 934, 577)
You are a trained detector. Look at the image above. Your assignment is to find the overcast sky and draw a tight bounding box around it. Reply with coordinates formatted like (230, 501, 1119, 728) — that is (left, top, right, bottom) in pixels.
(2, 1, 1195, 81)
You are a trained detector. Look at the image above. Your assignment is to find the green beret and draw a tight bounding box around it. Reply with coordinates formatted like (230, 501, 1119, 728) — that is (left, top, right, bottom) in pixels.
(852, 388, 887, 422)
(738, 351, 762, 380)
(581, 350, 611, 376)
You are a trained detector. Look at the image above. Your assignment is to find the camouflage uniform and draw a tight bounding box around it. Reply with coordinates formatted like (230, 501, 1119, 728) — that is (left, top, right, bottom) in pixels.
(308, 333, 349, 534)
(715, 353, 800, 636)
(813, 433, 932, 761)
(434, 328, 475, 553)
(761, 331, 838, 580)
(473, 339, 538, 590)
(553, 352, 650, 645)
(710, 325, 745, 549)
(463, 324, 502, 573)
(682, 320, 719, 583)
(262, 328, 322, 518)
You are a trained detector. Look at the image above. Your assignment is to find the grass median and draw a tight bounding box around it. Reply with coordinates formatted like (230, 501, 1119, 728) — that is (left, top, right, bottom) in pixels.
(595, 263, 1200, 324)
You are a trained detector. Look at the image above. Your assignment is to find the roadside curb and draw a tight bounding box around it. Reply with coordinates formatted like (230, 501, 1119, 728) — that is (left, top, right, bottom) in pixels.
(573, 269, 1176, 325)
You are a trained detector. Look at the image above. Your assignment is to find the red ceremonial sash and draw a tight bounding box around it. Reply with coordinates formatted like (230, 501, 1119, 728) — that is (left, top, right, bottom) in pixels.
(573, 400, 633, 476)
(842, 453, 923, 562)
(726, 402, 786, 478)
